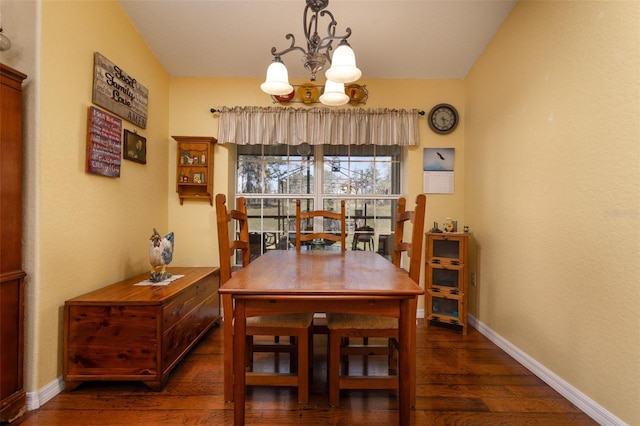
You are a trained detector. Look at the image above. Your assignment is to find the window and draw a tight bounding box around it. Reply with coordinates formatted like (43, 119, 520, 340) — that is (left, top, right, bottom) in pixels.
(237, 144, 401, 257)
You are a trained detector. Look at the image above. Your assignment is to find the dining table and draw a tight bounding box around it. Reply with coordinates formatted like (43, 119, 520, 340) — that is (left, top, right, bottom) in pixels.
(218, 249, 424, 425)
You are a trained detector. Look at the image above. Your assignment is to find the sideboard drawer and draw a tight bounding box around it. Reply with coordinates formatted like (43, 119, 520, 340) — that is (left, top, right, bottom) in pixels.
(163, 292, 218, 373)
(163, 273, 217, 330)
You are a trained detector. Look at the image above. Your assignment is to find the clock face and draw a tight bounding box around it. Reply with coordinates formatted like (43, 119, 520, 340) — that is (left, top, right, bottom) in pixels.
(428, 104, 458, 134)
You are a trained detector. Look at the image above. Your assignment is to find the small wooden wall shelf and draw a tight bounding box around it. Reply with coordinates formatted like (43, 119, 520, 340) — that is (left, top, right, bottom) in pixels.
(173, 136, 217, 205)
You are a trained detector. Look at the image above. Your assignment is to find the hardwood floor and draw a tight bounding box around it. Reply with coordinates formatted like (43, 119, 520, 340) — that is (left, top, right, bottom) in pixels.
(13, 321, 596, 425)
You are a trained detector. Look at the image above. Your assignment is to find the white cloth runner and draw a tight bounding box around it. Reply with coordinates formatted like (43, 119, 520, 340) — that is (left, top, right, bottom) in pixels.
(134, 274, 184, 286)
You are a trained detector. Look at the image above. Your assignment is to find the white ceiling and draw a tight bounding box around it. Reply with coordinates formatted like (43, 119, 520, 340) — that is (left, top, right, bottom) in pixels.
(118, 0, 517, 81)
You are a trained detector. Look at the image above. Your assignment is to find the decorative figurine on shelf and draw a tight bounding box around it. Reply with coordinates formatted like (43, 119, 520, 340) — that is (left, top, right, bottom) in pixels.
(444, 217, 454, 233)
(149, 228, 174, 282)
(429, 221, 443, 233)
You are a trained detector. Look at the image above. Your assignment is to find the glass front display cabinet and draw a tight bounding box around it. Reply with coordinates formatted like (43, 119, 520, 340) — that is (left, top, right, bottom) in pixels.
(425, 232, 470, 334)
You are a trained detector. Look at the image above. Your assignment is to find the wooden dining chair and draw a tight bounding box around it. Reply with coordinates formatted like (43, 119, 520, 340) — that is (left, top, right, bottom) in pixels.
(295, 199, 346, 251)
(216, 194, 313, 403)
(326, 194, 426, 407)
(295, 199, 346, 334)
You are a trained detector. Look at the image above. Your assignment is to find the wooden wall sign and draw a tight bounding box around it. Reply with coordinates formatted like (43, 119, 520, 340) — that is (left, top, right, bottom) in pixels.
(92, 52, 148, 129)
(86, 106, 122, 178)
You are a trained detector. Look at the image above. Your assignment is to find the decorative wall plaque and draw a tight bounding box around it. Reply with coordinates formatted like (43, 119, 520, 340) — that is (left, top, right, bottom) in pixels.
(86, 106, 122, 178)
(92, 52, 148, 129)
(271, 83, 368, 105)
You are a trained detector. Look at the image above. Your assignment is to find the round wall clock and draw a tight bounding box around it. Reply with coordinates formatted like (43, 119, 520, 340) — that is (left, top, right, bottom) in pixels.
(428, 103, 459, 134)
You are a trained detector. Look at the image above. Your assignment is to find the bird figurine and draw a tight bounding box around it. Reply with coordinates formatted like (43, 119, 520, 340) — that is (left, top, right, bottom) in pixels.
(149, 228, 174, 282)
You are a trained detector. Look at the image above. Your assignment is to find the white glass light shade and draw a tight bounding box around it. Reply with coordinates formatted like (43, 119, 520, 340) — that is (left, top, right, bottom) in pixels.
(260, 60, 294, 96)
(319, 80, 349, 106)
(0, 31, 11, 52)
(325, 43, 361, 83)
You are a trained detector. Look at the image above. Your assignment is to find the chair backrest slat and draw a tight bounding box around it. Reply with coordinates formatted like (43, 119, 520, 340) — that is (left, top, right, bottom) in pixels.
(216, 193, 251, 286)
(216, 193, 253, 328)
(295, 200, 346, 251)
(391, 194, 426, 284)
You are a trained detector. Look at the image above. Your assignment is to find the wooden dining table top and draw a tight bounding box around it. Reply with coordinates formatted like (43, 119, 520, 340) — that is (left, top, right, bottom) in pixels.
(218, 249, 424, 297)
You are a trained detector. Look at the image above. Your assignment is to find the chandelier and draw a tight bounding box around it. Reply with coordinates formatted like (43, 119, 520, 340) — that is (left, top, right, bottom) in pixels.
(260, 0, 361, 106)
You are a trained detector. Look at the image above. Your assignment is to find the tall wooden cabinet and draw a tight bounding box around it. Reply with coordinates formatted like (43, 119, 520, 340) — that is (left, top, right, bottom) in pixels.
(425, 232, 470, 334)
(173, 136, 216, 205)
(0, 63, 27, 422)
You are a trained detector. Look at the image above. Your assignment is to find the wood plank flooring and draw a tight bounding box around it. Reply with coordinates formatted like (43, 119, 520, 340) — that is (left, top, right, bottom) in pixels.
(13, 321, 597, 425)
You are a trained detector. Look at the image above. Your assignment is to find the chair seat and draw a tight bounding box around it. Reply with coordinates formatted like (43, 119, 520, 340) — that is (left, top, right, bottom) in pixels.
(326, 313, 397, 329)
(248, 313, 314, 328)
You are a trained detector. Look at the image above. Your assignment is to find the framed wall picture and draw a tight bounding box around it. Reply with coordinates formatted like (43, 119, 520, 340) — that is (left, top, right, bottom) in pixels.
(423, 148, 455, 194)
(123, 130, 146, 164)
(86, 106, 121, 177)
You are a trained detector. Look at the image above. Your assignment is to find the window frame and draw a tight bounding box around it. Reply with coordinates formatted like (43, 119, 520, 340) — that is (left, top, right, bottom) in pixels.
(236, 144, 402, 257)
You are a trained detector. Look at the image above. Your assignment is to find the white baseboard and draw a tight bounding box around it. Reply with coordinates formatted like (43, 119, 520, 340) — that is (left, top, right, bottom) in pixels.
(26, 376, 65, 411)
(468, 314, 626, 426)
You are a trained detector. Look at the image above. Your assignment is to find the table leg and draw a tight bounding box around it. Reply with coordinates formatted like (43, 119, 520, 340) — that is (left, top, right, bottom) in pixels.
(233, 300, 246, 425)
(223, 294, 234, 402)
(398, 299, 411, 425)
(410, 297, 417, 407)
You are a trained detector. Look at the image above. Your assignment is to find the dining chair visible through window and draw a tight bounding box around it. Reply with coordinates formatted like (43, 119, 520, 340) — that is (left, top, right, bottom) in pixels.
(215, 193, 313, 403)
(295, 199, 346, 251)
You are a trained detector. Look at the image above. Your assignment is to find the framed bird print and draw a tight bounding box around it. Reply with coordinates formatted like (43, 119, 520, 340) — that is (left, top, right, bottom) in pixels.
(423, 148, 455, 194)
(123, 129, 146, 164)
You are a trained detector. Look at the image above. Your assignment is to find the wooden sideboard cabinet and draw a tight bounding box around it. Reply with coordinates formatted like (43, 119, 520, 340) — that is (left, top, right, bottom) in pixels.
(425, 232, 470, 334)
(0, 63, 27, 423)
(64, 267, 220, 391)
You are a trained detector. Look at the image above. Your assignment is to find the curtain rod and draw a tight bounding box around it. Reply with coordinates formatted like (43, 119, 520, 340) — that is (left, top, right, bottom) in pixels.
(210, 108, 425, 115)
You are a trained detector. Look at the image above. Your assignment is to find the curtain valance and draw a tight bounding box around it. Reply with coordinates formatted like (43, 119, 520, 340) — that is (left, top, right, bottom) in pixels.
(216, 106, 421, 146)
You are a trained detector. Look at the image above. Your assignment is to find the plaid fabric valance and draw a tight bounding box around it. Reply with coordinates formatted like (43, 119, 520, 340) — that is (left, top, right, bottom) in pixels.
(216, 106, 421, 146)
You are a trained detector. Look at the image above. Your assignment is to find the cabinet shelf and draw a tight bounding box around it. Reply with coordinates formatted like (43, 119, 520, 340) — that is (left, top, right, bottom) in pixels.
(425, 232, 470, 334)
(173, 136, 216, 205)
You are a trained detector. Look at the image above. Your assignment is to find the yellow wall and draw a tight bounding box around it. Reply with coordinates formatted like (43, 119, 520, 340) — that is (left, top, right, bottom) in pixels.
(465, 1, 639, 423)
(35, 0, 170, 389)
(12, 0, 638, 423)
(168, 77, 466, 278)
